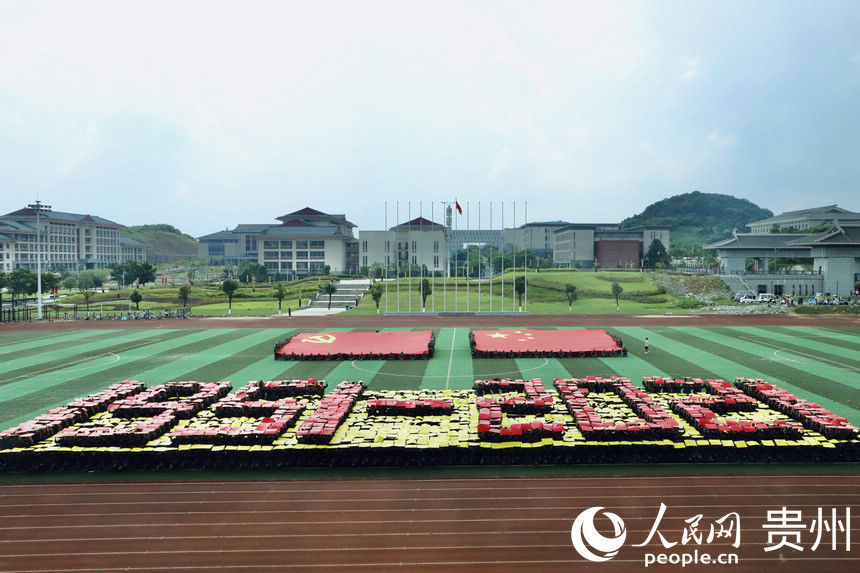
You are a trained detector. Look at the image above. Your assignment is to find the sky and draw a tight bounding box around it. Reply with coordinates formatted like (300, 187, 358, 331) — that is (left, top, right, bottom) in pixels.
(1, 0, 859, 236)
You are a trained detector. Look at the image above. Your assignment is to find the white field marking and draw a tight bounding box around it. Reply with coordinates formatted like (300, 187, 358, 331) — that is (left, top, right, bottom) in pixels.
(2, 481, 854, 498)
(739, 335, 860, 372)
(61, 353, 120, 373)
(350, 357, 549, 379)
(0, 335, 160, 383)
(1, 502, 851, 519)
(0, 473, 851, 488)
(1, 491, 853, 509)
(2, 558, 859, 573)
(774, 349, 806, 364)
(445, 327, 456, 390)
(0, 331, 83, 355)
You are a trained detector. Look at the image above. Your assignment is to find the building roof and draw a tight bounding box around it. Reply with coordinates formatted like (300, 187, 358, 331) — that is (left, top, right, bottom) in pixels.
(704, 233, 810, 250)
(390, 217, 445, 230)
(519, 220, 571, 229)
(197, 230, 238, 242)
(554, 223, 621, 233)
(748, 205, 860, 226)
(0, 220, 36, 233)
(119, 237, 148, 247)
(0, 232, 14, 241)
(275, 207, 357, 228)
(255, 225, 345, 238)
(233, 224, 273, 233)
(2, 208, 122, 227)
(786, 222, 860, 246)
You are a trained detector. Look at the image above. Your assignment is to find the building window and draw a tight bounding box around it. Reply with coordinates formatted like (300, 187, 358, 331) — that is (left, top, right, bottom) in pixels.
(265, 262, 278, 270)
(296, 240, 308, 248)
(411, 240, 416, 251)
(309, 251, 325, 259)
(434, 255, 439, 267)
(385, 241, 390, 252)
(263, 240, 278, 249)
(296, 261, 308, 270)
(309, 261, 325, 271)
(310, 240, 324, 248)
(362, 241, 367, 252)
(281, 262, 293, 271)
(362, 256, 367, 266)
(263, 251, 279, 260)
(433, 241, 439, 252)
(296, 251, 308, 258)
(281, 250, 292, 259)
(280, 240, 292, 249)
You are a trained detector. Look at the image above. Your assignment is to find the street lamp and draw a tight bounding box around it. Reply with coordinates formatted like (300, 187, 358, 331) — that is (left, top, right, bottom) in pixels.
(27, 200, 51, 320)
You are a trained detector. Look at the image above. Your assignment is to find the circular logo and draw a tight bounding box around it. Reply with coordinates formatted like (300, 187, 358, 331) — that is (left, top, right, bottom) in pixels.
(570, 507, 627, 562)
(301, 334, 336, 344)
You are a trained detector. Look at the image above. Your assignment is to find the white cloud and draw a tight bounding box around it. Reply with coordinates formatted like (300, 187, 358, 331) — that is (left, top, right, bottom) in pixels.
(707, 130, 738, 148)
(682, 56, 699, 80)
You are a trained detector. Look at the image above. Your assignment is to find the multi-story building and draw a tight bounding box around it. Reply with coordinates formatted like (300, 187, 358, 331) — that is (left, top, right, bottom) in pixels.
(359, 217, 447, 274)
(198, 207, 359, 276)
(502, 221, 571, 257)
(747, 205, 860, 234)
(553, 224, 670, 268)
(120, 238, 148, 263)
(0, 207, 145, 271)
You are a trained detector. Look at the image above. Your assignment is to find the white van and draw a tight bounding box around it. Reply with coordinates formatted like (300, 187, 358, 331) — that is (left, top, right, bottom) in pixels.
(757, 293, 777, 303)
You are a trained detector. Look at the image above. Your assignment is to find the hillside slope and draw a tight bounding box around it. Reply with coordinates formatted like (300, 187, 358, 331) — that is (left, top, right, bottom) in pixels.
(122, 224, 198, 262)
(620, 191, 772, 250)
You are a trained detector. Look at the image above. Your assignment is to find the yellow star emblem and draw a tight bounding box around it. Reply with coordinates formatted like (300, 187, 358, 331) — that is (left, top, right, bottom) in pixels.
(488, 332, 509, 339)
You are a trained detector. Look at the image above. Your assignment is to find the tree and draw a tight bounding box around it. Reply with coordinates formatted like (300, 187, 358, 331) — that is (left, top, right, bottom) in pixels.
(514, 276, 525, 311)
(237, 261, 267, 284)
(178, 284, 192, 307)
(565, 284, 578, 312)
(8, 268, 36, 305)
(0, 272, 6, 314)
(420, 278, 432, 311)
(643, 239, 671, 269)
(41, 273, 60, 293)
(130, 289, 143, 310)
(61, 276, 78, 291)
(611, 282, 623, 311)
(221, 279, 239, 314)
(322, 281, 337, 309)
(78, 275, 96, 314)
(273, 282, 287, 313)
(369, 282, 384, 314)
(703, 251, 719, 270)
(187, 269, 196, 285)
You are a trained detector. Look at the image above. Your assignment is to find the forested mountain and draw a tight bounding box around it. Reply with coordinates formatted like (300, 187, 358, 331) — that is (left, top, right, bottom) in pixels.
(620, 191, 773, 252)
(121, 224, 198, 262)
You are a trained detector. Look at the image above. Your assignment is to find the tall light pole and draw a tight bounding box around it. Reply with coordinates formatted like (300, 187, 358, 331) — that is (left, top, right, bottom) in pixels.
(28, 200, 51, 320)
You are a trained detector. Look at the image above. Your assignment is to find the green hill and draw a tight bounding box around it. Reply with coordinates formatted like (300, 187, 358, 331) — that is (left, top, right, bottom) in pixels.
(122, 224, 198, 263)
(620, 191, 773, 252)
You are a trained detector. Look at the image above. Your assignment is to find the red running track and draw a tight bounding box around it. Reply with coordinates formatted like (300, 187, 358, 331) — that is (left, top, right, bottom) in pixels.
(0, 474, 856, 572)
(473, 329, 622, 354)
(276, 330, 434, 359)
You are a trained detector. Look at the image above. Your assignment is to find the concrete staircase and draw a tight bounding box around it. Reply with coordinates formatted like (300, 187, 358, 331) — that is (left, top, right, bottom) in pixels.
(306, 279, 371, 311)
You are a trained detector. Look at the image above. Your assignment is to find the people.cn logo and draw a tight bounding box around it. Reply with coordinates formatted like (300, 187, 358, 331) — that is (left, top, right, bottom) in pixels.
(570, 507, 627, 562)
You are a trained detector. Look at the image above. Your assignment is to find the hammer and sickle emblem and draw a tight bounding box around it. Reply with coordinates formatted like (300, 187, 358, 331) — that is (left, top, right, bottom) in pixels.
(301, 334, 336, 344)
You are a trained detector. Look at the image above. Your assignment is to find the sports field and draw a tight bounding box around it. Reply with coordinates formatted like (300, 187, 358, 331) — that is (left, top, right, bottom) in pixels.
(1, 324, 857, 433)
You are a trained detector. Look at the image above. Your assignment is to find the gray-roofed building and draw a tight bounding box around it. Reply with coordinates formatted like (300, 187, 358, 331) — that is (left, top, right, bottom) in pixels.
(198, 207, 359, 276)
(359, 216, 447, 275)
(0, 206, 134, 271)
(120, 237, 148, 263)
(746, 204, 860, 234)
(705, 221, 860, 297)
(552, 224, 670, 268)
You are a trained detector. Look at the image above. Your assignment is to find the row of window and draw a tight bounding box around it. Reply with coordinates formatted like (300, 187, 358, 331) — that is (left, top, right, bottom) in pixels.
(263, 261, 326, 272)
(262, 240, 325, 249)
(362, 240, 440, 252)
(263, 250, 325, 260)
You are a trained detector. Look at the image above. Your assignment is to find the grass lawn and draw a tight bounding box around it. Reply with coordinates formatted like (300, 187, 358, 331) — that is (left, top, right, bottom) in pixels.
(1, 325, 857, 434)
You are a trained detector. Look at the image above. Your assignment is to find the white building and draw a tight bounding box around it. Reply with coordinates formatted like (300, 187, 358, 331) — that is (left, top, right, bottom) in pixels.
(198, 207, 359, 276)
(359, 217, 447, 274)
(502, 221, 571, 257)
(747, 205, 860, 234)
(0, 207, 144, 271)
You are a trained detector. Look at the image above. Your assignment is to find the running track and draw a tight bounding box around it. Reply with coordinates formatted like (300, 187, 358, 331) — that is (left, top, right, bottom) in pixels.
(0, 474, 857, 572)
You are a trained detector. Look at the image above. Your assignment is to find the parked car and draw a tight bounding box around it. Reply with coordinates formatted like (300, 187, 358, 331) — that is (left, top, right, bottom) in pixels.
(739, 295, 758, 304)
(757, 293, 777, 303)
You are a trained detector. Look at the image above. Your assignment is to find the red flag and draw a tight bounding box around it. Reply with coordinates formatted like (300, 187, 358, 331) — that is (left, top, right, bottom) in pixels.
(455, 201, 462, 215)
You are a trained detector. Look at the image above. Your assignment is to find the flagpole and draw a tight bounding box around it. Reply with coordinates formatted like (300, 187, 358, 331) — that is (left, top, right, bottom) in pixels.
(466, 201, 470, 313)
(478, 201, 481, 312)
(419, 201, 423, 312)
(431, 201, 435, 312)
(384, 201, 388, 314)
(489, 201, 492, 312)
(443, 202, 447, 312)
(513, 201, 517, 311)
(524, 201, 528, 313)
(501, 201, 504, 312)
(408, 201, 412, 313)
(455, 198, 458, 312)
(396, 201, 400, 313)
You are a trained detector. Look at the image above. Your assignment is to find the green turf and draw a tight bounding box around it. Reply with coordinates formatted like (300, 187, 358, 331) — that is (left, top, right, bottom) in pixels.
(1, 326, 858, 432)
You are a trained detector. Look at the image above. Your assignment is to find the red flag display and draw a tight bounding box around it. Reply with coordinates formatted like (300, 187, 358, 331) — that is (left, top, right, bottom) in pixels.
(471, 329, 624, 357)
(275, 330, 435, 360)
(455, 201, 462, 214)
